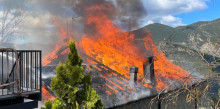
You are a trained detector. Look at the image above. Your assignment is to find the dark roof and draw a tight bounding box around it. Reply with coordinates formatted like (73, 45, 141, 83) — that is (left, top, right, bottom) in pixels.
(41, 47, 202, 108)
(42, 61, 201, 108)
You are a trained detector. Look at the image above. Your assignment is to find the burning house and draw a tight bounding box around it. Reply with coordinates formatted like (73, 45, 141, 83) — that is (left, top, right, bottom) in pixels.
(42, 47, 208, 109)
(40, 0, 213, 109)
(0, 0, 219, 108)
(40, 13, 207, 109)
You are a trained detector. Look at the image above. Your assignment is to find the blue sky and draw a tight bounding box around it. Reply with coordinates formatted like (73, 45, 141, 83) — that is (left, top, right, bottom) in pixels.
(175, 0, 220, 25)
(141, 0, 220, 27)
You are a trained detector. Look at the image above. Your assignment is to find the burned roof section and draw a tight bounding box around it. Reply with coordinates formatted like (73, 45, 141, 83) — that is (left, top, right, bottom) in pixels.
(42, 48, 201, 108)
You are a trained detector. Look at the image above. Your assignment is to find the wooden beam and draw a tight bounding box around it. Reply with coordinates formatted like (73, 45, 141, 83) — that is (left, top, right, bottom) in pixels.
(0, 81, 16, 88)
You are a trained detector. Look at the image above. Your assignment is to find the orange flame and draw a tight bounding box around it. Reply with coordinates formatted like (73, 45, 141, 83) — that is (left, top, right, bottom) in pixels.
(106, 84, 119, 93)
(42, 86, 55, 101)
(42, 18, 72, 66)
(105, 90, 113, 95)
(80, 5, 145, 79)
(99, 74, 125, 91)
(80, 4, 191, 91)
(61, 48, 70, 55)
(44, 4, 192, 93)
(144, 32, 191, 91)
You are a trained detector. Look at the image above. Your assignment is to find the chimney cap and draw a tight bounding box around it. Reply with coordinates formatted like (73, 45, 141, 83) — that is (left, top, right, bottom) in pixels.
(130, 66, 138, 73)
(145, 55, 154, 58)
(144, 56, 154, 63)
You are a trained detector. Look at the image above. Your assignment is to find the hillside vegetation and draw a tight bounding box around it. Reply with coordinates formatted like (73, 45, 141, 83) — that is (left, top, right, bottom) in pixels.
(133, 18, 220, 74)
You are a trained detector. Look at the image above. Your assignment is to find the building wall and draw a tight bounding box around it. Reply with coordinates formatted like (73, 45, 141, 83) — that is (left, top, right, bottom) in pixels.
(111, 96, 158, 109)
(161, 90, 195, 109)
(109, 82, 212, 109)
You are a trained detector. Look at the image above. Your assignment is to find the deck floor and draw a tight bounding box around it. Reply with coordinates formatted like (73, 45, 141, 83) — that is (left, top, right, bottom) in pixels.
(0, 87, 39, 96)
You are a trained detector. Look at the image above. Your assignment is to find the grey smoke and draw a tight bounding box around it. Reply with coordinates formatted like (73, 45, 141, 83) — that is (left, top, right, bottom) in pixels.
(33, 0, 147, 30)
(70, 0, 147, 30)
(111, 0, 147, 30)
(1, 0, 148, 47)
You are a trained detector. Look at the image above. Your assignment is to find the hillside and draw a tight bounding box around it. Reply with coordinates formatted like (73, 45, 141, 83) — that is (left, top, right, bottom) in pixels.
(133, 23, 188, 44)
(133, 18, 220, 74)
(134, 18, 220, 57)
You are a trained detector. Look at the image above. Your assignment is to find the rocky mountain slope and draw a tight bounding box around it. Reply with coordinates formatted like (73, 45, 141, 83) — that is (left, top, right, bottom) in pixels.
(134, 18, 220, 57)
(133, 18, 220, 74)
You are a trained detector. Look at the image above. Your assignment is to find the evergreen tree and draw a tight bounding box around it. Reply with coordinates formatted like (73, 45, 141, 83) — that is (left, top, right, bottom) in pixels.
(42, 41, 104, 109)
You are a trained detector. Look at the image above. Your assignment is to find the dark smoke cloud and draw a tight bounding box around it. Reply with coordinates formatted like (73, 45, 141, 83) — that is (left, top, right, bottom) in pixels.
(66, 0, 147, 30)
(112, 0, 147, 30)
(68, 0, 109, 16)
(1, 0, 147, 45)
(28, 0, 147, 31)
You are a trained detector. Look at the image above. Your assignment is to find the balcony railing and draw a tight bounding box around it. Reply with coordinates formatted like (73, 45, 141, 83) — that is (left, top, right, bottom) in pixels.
(0, 48, 41, 98)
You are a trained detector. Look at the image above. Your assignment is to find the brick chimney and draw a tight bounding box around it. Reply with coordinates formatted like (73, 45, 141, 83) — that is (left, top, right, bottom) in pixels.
(143, 56, 155, 84)
(129, 66, 138, 88)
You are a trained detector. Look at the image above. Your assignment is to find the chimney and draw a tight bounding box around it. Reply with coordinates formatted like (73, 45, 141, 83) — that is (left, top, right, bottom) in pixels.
(129, 66, 138, 88)
(143, 56, 155, 84)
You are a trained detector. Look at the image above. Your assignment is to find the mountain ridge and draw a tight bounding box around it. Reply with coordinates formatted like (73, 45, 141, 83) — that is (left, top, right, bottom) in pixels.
(132, 18, 220, 74)
(133, 18, 220, 57)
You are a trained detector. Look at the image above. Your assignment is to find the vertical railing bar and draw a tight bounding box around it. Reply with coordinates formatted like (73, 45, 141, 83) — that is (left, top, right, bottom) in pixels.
(31, 52, 32, 91)
(38, 52, 40, 90)
(17, 51, 21, 94)
(2, 52, 3, 95)
(24, 52, 26, 92)
(6, 51, 9, 95)
(26, 52, 28, 92)
(36, 52, 38, 89)
(28, 52, 30, 91)
(40, 51, 42, 99)
(20, 52, 22, 93)
(12, 51, 14, 93)
(24, 52, 25, 92)
(21, 52, 23, 92)
(35, 52, 37, 90)
(22, 52, 23, 92)
(19, 52, 22, 93)
(28, 52, 29, 91)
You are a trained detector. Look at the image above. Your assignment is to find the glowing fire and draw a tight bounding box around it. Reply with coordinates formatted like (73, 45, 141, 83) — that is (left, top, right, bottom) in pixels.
(42, 86, 55, 101)
(80, 4, 145, 79)
(42, 18, 72, 66)
(144, 33, 191, 91)
(80, 4, 191, 91)
(42, 3, 192, 96)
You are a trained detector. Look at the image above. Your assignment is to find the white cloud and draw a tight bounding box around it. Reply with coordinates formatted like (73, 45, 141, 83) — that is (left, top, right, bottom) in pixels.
(0, 0, 73, 45)
(142, 0, 207, 15)
(160, 15, 185, 27)
(17, 12, 55, 43)
(145, 20, 154, 25)
(141, 0, 208, 27)
(0, 8, 56, 44)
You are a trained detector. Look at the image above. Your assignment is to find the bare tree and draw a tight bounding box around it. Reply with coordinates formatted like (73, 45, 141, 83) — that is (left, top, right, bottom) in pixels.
(0, 0, 26, 43)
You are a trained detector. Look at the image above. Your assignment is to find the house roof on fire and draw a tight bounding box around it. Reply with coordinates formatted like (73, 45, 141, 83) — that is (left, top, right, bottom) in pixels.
(42, 48, 202, 108)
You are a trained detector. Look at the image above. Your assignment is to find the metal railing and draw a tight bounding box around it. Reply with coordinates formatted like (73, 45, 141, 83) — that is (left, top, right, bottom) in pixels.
(0, 49, 42, 96)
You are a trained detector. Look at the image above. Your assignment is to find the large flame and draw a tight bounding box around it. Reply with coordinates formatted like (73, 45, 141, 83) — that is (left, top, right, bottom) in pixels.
(42, 4, 192, 95)
(144, 33, 191, 91)
(80, 5, 145, 79)
(42, 18, 71, 66)
(80, 4, 191, 91)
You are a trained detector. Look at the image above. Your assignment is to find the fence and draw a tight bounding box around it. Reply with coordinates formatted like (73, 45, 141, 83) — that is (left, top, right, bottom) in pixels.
(0, 48, 41, 97)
